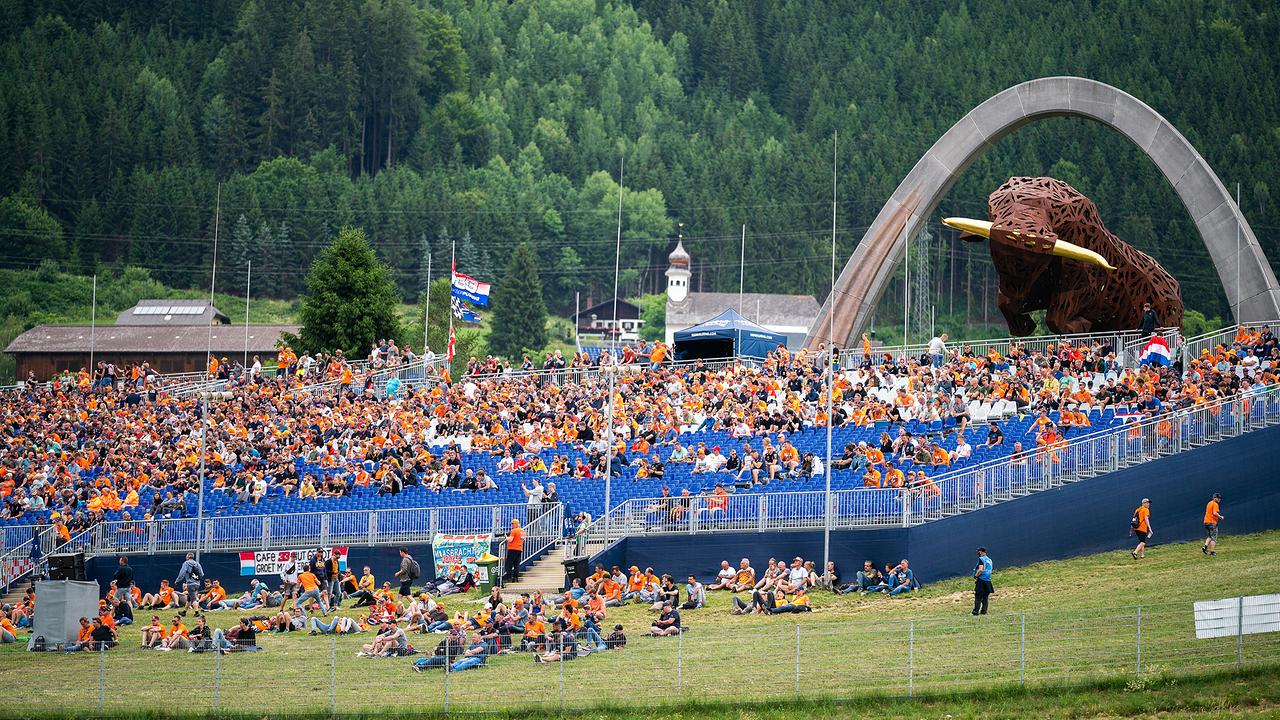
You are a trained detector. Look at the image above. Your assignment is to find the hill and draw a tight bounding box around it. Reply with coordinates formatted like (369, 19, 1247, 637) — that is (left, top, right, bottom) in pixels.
(0, 0, 1277, 334)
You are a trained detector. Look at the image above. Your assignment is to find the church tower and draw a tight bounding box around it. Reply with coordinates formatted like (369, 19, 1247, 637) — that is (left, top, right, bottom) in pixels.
(665, 234, 691, 304)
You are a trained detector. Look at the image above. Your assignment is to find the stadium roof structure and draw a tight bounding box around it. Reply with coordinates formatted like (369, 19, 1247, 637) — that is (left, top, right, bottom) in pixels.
(115, 299, 230, 326)
(4, 324, 299, 354)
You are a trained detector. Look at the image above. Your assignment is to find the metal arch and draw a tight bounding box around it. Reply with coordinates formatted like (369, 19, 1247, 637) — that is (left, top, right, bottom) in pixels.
(807, 76, 1280, 349)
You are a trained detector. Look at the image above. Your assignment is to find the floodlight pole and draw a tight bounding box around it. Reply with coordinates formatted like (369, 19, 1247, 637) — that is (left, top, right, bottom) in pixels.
(824, 131, 837, 570)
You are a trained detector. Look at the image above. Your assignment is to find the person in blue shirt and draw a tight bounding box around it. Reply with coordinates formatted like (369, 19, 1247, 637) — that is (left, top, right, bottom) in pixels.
(887, 560, 918, 596)
(972, 547, 994, 616)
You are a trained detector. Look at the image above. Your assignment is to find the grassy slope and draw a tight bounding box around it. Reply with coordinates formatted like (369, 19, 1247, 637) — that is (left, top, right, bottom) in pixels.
(1, 532, 1277, 717)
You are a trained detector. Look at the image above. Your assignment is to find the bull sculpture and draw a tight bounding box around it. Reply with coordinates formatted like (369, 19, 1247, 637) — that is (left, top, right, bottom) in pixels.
(943, 176, 1182, 336)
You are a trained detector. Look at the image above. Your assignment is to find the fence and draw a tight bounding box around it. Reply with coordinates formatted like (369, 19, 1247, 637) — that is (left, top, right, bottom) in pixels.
(836, 326, 1179, 368)
(586, 386, 1280, 544)
(74, 503, 563, 557)
(8, 598, 1277, 715)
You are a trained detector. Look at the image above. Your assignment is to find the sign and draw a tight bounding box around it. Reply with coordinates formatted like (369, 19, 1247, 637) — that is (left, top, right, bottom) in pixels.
(238, 547, 348, 577)
(1193, 594, 1280, 639)
(432, 533, 493, 576)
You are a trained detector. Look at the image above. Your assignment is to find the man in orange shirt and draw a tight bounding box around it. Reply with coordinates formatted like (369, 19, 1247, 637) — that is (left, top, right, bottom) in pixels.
(1131, 497, 1152, 559)
(294, 568, 329, 614)
(1202, 492, 1223, 556)
(504, 519, 525, 583)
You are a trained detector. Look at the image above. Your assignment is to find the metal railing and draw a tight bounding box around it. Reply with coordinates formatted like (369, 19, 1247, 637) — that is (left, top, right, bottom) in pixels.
(584, 386, 1280, 543)
(6, 598, 1277, 714)
(78, 502, 562, 557)
(1181, 321, 1276, 362)
(838, 327, 1179, 368)
(0, 532, 42, 592)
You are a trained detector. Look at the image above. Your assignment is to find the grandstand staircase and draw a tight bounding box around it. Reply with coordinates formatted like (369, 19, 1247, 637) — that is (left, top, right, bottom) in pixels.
(501, 542, 571, 595)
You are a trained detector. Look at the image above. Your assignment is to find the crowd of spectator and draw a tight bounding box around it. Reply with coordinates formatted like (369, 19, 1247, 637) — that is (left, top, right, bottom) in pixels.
(1, 325, 1275, 540)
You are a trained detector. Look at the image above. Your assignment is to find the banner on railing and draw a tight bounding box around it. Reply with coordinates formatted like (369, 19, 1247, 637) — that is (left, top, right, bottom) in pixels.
(431, 533, 492, 576)
(238, 548, 347, 576)
(1, 556, 34, 583)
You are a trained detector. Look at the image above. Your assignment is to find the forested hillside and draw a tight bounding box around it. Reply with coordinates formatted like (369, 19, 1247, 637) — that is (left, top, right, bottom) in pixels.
(1, 0, 1277, 332)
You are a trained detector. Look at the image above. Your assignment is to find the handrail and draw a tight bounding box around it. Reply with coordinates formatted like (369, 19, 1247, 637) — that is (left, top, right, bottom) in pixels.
(81, 501, 556, 557)
(580, 384, 1280, 543)
(836, 327, 1180, 368)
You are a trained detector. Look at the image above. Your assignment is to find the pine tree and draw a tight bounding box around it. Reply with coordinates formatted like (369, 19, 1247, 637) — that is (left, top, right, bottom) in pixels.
(458, 230, 488, 280)
(488, 241, 547, 361)
(296, 227, 402, 357)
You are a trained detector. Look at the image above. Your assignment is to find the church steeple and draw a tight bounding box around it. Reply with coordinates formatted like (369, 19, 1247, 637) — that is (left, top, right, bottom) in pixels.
(666, 225, 691, 304)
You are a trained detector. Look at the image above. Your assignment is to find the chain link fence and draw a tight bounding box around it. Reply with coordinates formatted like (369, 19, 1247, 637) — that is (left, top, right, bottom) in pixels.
(5, 598, 1277, 715)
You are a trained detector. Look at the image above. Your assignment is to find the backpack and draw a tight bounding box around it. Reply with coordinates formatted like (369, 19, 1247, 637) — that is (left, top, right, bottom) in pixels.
(408, 558, 421, 580)
(32, 635, 46, 652)
(1129, 510, 1141, 529)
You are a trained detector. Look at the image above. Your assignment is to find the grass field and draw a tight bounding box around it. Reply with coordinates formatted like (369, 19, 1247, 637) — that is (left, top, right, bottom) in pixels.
(2, 530, 1278, 718)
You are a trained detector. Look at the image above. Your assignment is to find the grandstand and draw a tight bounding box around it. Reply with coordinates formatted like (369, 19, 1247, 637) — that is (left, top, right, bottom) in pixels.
(2, 319, 1278, 591)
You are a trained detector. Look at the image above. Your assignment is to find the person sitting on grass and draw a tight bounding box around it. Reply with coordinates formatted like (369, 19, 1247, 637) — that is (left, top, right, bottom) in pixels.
(728, 558, 756, 593)
(309, 615, 362, 635)
(0, 613, 20, 643)
(267, 607, 307, 633)
(650, 603, 681, 636)
(210, 617, 258, 654)
(196, 580, 227, 611)
(139, 580, 180, 610)
(413, 628, 467, 671)
(534, 620, 578, 663)
(887, 560, 919, 596)
(731, 588, 776, 615)
(64, 617, 115, 652)
(681, 575, 707, 610)
(771, 586, 812, 614)
(839, 561, 887, 594)
(157, 614, 190, 651)
(358, 620, 408, 657)
(706, 561, 736, 591)
(140, 614, 168, 648)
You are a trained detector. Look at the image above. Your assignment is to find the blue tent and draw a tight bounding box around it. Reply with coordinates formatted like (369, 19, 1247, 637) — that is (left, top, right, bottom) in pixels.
(673, 308, 788, 360)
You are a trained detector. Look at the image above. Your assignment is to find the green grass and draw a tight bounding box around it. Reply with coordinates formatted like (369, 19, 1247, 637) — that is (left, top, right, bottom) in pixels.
(2, 531, 1278, 717)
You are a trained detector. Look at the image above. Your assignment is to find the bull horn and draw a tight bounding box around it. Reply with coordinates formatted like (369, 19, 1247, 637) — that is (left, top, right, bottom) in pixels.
(944, 216, 1115, 271)
(942, 217, 991, 238)
(1050, 239, 1116, 271)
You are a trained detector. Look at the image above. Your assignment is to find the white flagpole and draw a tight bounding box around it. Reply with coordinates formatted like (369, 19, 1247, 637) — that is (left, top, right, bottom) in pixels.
(206, 184, 220, 376)
(739, 224, 746, 315)
(605, 154, 624, 542)
(89, 274, 97, 373)
(243, 260, 251, 367)
(424, 253, 432, 353)
(574, 291, 581, 354)
(448, 240, 455, 363)
(198, 182, 221, 563)
(824, 131, 837, 570)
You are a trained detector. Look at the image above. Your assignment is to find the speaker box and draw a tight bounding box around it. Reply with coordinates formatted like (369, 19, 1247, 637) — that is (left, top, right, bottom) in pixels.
(47, 552, 86, 581)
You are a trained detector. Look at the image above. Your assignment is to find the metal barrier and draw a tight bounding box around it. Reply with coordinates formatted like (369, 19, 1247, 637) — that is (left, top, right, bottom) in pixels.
(837, 327, 1177, 368)
(80, 503, 562, 556)
(584, 386, 1280, 540)
(6, 598, 1277, 714)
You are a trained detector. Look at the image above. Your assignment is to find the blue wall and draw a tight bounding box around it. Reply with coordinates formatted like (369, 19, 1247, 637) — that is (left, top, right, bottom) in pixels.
(596, 424, 1280, 585)
(88, 425, 1280, 595)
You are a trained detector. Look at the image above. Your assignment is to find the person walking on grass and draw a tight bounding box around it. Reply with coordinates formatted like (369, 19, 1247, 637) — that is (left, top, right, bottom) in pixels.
(1131, 498, 1152, 559)
(972, 547, 994, 616)
(1203, 493, 1223, 556)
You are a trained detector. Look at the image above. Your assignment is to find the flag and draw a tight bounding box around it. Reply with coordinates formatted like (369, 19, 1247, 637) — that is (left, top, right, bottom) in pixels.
(446, 324, 457, 362)
(451, 297, 482, 324)
(451, 263, 490, 307)
(1139, 336, 1171, 366)
(239, 552, 256, 576)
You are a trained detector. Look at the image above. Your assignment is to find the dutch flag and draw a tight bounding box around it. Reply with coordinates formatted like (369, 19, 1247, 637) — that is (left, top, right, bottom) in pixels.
(1139, 336, 1172, 366)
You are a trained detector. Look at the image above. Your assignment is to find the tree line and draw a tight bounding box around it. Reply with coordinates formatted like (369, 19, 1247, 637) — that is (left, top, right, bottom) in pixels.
(1, 0, 1278, 325)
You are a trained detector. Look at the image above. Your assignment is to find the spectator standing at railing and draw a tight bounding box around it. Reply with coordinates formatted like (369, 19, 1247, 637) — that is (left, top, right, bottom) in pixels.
(504, 519, 525, 583)
(1139, 302, 1158, 337)
(972, 547, 994, 616)
(928, 333, 948, 368)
